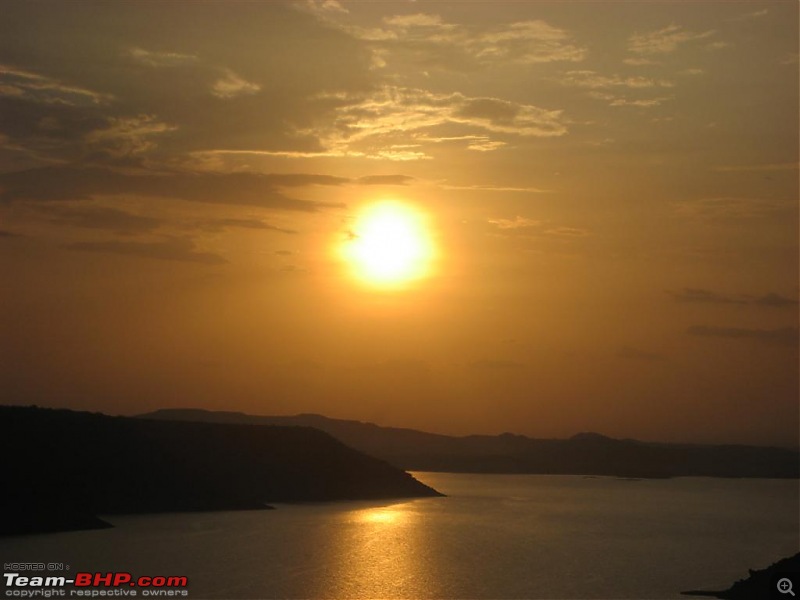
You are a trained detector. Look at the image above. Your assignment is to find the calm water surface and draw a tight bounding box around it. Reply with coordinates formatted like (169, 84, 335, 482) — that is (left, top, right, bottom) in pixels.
(2, 473, 797, 599)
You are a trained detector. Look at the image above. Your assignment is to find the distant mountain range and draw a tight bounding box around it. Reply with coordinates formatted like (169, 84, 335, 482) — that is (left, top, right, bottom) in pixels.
(141, 409, 800, 479)
(0, 405, 441, 536)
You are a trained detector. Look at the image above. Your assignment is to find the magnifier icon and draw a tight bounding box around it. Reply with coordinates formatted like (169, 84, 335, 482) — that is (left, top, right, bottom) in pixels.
(778, 578, 795, 596)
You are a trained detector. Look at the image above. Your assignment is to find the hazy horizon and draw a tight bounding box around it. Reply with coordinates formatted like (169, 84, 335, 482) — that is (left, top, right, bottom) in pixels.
(1, 1, 798, 448)
(122, 406, 798, 450)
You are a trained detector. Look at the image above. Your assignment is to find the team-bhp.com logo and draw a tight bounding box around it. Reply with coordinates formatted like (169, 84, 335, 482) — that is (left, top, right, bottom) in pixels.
(4, 572, 188, 597)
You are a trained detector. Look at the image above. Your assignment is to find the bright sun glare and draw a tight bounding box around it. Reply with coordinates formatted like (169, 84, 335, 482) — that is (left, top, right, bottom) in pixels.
(342, 201, 435, 288)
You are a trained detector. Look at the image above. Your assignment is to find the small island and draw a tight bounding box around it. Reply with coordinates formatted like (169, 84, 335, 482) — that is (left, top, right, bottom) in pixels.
(0, 405, 442, 536)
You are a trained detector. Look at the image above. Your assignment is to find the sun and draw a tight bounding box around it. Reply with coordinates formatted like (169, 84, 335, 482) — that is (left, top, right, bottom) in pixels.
(341, 201, 435, 288)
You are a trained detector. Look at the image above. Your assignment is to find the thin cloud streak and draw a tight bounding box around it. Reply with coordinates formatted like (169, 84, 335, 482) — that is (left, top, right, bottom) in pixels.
(628, 24, 716, 55)
(65, 237, 228, 265)
(0, 166, 345, 211)
(687, 325, 799, 347)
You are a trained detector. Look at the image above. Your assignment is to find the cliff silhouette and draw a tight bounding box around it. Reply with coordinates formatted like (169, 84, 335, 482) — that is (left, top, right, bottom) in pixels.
(0, 405, 441, 536)
(141, 409, 800, 479)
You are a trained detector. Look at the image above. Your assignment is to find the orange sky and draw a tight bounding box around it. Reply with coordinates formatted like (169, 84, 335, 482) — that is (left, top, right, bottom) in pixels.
(1, 1, 797, 447)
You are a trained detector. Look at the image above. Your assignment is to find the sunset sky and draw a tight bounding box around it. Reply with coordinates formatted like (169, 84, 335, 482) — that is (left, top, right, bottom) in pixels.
(1, 1, 797, 447)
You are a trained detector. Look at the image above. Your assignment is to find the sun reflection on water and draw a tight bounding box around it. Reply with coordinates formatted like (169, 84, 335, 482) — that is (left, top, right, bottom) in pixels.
(354, 507, 406, 525)
(315, 501, 442, 599)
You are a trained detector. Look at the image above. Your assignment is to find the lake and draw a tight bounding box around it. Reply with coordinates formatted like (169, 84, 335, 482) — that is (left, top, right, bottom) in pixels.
(1, 473, 797, 599)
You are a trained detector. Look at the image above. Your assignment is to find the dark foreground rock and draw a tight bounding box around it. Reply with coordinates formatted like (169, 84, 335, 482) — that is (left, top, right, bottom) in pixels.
(682, 553, 800, 599)
(0, 405, 442, 536)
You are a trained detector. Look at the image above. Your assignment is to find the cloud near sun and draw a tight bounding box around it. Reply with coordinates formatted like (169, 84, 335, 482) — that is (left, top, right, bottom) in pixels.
(0, 0, 797, 446)
(259, 87, 568, 161)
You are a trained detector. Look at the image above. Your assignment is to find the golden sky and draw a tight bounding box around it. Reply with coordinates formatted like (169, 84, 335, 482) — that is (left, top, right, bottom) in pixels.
(1, 1, 797, 446)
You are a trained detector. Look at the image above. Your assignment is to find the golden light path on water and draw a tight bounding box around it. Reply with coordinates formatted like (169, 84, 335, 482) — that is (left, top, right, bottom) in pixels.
(339, 201, 436, 289)
(317, 502, 441, 599)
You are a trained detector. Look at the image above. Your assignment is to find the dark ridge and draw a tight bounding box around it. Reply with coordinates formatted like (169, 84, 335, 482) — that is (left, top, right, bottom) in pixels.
(0, 405, 442, 536)
(682, 553, 800, 598)
(140, 409, 800, 479)
(570, 431, 614, 442)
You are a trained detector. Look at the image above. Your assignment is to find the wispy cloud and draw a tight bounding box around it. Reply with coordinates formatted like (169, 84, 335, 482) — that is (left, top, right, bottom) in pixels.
(544, 227, 590, 237)
(211, 69, 261, 99)
(467, 140, 506, 152)
(628, 24, 716, 55)
(705, 41, 731, 51)
(488, 216, 541, 229)
(409, 134, 507, 153)
(191, 218, 298, 235)
(304, 0, 349, 15)
(730, 8, 768, 21)
(300, 86, 567, 160)
(383, 13, 449, 29)
(445, 184, 549, 193)
(0, 64, 110, 106)
(564, 70, 674, 108)
(355, 174, 415, 185)
(126, 47, 199, 68)
(189, 149, 368, 160)
(127, 47, 261, 101)
(32, 204, 160, 235)
(687, 325, 798, 347)
(562, 70, 673, 89)
(188, 146, 429, 162)
(485, 217, 590, 240)
(752, 294, 800, 308)
(670, 288, 799, 309)
(622, 57, 658, 66)
(65, 237, 227, 265)
(471, 20, 587, 65)
(0, 166, 345, 211)
(587, 93, 672, 108)
(453, 95, 565, 136)
(672, 197, 791, 220)
(607, 97, 671, 108)
(329, 12, 586, 71)
(85, 115, 176, 158)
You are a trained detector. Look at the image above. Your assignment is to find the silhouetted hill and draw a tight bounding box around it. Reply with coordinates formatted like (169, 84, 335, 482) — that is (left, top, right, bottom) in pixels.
(682, 552, 800, 598)
(141, 409, 800, 479)
(0, 406, 441, 536)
